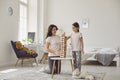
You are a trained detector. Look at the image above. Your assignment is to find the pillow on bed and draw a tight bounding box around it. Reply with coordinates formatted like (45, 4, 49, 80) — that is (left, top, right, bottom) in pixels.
(99, 48, 118, 54)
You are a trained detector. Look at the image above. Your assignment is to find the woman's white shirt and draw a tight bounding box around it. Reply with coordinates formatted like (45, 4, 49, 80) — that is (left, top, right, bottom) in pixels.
(46, 35, 61, 56)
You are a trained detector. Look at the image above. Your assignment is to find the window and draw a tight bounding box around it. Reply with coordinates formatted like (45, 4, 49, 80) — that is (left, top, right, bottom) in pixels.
(20, 0, 27, 4)
(18, 0, 28, 43)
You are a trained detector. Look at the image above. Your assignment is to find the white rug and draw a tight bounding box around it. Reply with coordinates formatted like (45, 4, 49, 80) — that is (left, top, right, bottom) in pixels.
(0, 67, 105, 80)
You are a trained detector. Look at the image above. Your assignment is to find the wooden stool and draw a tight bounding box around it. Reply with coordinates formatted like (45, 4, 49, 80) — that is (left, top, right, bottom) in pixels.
(50, 57, 74, 79)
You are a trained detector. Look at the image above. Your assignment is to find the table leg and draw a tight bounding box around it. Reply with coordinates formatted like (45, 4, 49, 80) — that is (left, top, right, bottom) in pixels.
(58, 60, 60, 74)
(51, 60, 56, 79)
(70, 59, 74, 71)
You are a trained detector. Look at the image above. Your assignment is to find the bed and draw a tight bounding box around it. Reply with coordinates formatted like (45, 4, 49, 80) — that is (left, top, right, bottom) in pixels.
(84, 48, 120, 67)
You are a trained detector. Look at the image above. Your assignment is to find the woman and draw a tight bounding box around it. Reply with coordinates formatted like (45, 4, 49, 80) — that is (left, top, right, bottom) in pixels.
(45, 24, 61, 74)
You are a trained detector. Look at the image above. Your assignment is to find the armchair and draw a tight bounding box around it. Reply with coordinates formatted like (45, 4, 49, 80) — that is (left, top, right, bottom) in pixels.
(11, 40, 38, 66)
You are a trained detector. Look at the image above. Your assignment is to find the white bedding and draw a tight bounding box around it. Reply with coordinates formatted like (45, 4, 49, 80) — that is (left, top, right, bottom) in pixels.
(84, 48, 119, 66)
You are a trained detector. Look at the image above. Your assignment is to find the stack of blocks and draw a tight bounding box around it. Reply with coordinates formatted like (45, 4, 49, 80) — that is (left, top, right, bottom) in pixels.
(60, 33, 67, 58)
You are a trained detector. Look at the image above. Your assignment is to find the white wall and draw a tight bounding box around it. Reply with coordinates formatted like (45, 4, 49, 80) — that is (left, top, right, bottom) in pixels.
(0, 0, 19, 67)
(46, 0, 120, 48)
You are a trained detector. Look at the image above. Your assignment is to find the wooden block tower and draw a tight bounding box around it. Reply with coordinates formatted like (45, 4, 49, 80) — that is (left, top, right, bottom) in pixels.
(60, 33, 67, 58)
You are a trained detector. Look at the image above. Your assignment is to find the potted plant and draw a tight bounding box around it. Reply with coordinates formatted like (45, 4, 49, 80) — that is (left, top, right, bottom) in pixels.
(22, 38, 33, 44)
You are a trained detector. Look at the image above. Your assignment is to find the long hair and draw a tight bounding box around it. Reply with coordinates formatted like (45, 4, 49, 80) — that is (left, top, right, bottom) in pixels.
(72, 22, 80, 32)
(46, 24, 58, 38)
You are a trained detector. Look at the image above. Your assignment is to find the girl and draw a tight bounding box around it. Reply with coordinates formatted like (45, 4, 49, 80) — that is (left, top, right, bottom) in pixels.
(45, 24, 61, 74)
(67, 22, 84, 72)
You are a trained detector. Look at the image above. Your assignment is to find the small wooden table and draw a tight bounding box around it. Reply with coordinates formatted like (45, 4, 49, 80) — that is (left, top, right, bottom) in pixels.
(50, 57, 74, 79)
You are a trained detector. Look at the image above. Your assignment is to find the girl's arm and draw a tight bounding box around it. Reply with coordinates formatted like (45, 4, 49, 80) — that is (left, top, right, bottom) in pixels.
(62, 33, 71, 40)
(66, 36, 71, 40)
(45, 42, 60, 56)
(80, 36, 84, 54)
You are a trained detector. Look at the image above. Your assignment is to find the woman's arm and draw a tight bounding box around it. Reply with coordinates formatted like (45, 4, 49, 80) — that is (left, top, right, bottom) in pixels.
(45, 42, 60, 56)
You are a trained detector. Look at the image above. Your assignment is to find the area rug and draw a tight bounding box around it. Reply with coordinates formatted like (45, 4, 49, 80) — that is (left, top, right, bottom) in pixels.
(0, 67, 105, 80)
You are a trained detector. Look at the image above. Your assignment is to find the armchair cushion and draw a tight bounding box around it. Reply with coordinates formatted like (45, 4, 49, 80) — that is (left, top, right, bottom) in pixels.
(17, 50, 38, 58)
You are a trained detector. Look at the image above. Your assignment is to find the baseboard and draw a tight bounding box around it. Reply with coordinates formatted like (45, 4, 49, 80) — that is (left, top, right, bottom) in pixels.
(0, 61, 15, 68)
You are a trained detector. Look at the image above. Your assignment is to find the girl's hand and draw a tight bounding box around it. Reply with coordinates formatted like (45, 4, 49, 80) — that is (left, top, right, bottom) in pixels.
(81, 50, 84, 54)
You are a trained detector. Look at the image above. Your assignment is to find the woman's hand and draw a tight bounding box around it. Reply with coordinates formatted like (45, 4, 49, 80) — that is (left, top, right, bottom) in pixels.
(61, 32, 65, 36)
(55, 50, 61, 56)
